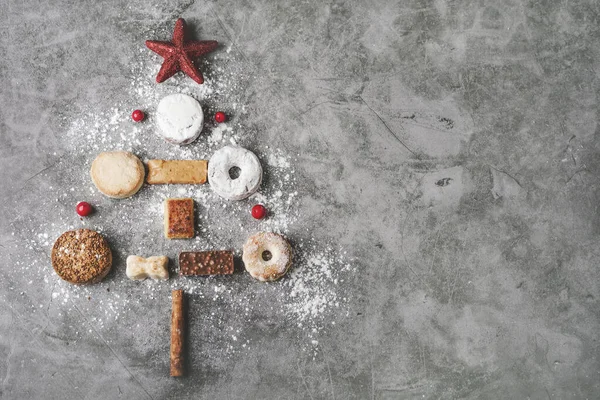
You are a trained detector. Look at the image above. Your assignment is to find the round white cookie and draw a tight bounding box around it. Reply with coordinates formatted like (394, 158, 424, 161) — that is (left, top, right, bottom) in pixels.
(208, 146, 262, 201)
(90, 151, 145, 198)
(156, 94, 204, 145)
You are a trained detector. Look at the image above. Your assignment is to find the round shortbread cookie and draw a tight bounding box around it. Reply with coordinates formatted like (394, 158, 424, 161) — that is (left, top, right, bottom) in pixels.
(156, 93, 204, 145)
(208, 146, 262, 201)
(242, 232, 292, 282)
(90, 151, 145, 198)
(51, 229, 112, 284)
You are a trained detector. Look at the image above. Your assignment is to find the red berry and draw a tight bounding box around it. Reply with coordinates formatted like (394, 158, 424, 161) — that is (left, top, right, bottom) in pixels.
(214, 111, 226, 123)
(76, 201, 93, 217)
(251, 204, 267, 220)
(131, 109, 145, 122)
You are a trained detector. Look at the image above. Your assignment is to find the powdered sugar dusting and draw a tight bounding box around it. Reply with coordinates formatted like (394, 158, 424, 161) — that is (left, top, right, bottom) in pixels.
(6, 35, 353, 357)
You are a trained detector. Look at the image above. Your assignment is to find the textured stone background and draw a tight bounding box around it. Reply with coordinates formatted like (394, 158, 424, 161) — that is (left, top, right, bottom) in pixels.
(1, 0, 600, 399)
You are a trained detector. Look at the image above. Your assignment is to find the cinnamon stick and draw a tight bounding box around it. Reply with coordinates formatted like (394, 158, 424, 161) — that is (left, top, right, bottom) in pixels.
(170, 289, 185, 376)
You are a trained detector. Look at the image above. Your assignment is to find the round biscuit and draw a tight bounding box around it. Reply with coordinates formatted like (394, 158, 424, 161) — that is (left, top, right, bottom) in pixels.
(51, 229, 112, 284)
(90, 151, 145, 198)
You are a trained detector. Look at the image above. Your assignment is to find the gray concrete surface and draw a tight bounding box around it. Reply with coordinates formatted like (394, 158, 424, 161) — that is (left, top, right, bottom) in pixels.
(1, 0, 600, 399)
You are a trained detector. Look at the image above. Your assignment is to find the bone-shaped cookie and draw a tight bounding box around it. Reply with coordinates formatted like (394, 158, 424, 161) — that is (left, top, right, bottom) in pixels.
(126, 255, 169, 280)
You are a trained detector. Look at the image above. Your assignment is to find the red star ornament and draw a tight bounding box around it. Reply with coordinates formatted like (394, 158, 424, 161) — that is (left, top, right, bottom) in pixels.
(146, 18, 218, 84)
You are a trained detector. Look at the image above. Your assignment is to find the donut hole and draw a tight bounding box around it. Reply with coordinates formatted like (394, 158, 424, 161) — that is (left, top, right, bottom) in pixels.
(228, 166, 241, 180)
(261, 250, 273, 262)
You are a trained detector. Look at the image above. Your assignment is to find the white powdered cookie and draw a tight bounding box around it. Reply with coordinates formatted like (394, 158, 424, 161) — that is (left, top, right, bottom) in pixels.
(208, 146, 262, 200)
(90, 151, 145, 198)
(156, 94, 204, 145)
(126, 255, 169, 281)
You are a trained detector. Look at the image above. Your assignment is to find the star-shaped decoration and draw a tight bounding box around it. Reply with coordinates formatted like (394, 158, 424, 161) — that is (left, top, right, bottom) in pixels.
(146, 18, 218, 84)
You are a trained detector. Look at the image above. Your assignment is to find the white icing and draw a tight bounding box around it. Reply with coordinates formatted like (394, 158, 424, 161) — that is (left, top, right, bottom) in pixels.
(155, 94, 204, 145)
(208, 146, 262, 200)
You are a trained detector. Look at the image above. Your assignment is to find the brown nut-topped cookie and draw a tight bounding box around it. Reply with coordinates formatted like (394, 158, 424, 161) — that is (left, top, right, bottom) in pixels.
(51, 229, 112, 284)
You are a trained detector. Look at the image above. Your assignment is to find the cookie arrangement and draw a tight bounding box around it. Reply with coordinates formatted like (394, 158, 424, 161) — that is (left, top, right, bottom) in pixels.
(49, 18, 294, 377)
(56, 123, 289, 280)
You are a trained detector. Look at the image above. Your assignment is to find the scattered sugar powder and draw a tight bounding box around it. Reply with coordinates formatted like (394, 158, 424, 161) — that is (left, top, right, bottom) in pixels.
(267, 152, 291, 169)
(284, 243, 353, 351)
(6, 37, 354, 357)
(208, 122, 232, 144)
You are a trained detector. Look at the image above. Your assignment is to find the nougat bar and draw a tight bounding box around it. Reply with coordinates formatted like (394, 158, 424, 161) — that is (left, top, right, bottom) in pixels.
(179, 251, 234, 275)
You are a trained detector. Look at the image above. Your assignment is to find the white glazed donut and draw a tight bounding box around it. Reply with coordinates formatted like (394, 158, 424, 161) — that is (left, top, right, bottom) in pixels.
(156, 93, 204, 145)
(242, 232, 292, 282)
(208, 146, 262, 200)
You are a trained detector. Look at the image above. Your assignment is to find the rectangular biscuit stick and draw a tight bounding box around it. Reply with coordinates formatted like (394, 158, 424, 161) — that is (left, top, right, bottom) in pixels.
(179, 251, 234, 276)
(170, 289, 184, 377)
(147, 160, 208, 184)
(164, 198, 194, 239)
